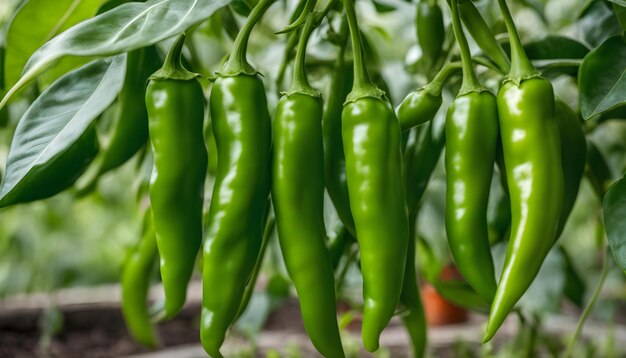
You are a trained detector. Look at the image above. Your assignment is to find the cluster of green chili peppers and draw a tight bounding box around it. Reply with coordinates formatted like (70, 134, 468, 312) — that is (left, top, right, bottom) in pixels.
(114, 0, 589, 355)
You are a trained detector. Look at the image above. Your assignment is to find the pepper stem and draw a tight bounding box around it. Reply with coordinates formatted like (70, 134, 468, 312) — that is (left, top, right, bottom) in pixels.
(149, 33, 199, 81)
(423, 61, 462, 97)
(343, 0, 385, 100)
(288, 12, 320, 96)
(447, 0, 482, 94)
(496, 0, 540, 81)
(221, 0, 276, 76)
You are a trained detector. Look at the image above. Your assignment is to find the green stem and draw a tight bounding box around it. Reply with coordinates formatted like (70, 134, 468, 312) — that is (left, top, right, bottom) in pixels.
(317, 0, 338, 22)
(563, 238, 609, 358)
(423, 61, 462, 96)
(343, 0, 382, 99)
(221, 0, 276, 76)
(458, 0, 510, 73)
(447, 0, 482, 94)
(150, 34, 198, 81)
(496, 0, 539, 80)
(276, 0, 318, 34)
(336, 245, 358, 295)
(288, 13, 319, 95)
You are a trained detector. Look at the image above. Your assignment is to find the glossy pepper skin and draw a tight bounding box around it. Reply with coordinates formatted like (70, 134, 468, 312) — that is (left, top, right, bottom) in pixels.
(201, 1, 274, 355)
(445, 91, 499, 303)
(121, 208, 159, 348)
(416, 0, 445, 68)
(397, 90, 441, 131)
(271, 13, 345, 358)
(77, 46, 161, 193)
(272, 89, 345, 358)
(343, 2, 409, 348)
(343, 96, 409, 352)
(202, 74, 271, 356)
(554, 100, 586, 237)
(484, 78, 563, 341)
(396, 62, 460, 132)
(145, 35, 207, 321)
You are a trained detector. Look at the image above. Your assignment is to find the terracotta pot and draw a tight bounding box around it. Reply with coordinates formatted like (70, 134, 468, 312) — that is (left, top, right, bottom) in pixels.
(420, 265, 468, 326)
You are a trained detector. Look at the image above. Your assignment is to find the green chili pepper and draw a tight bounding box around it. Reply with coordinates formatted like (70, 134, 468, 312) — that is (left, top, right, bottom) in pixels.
(145, 34, 207, 321)
(417, 0, 445, 68)
(201, 0, 274, 355)
(483, 0, 563, 341)
(400, 114, 444, 358)
(403, 116, 446, 216)
(457, 0, 510, 73)
(554, 100, 586, 237)
(76, 46, 161, 194)
(399, 225, 427, 358)
(323, 19, 356, 236)
(342, 0, 409, 351)
(121, 208, 159, 348)
(272, 13, 345, 357)
(396, 62, 460, 131)
(444, 0, 498, 304)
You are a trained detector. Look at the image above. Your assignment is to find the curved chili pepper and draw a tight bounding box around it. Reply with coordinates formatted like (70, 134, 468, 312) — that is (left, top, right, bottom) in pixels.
(77, 46, 161, 193)
(272, 13, 345, 357)
(201, 1, 274, 355)
(145, 34, 207, 321)
(403, 117, 446, 216)
(399, 225, 427, 358)
(396, 62, 460, 131)
(121, 208, 159, 348)
(483, 0, 563, 341)
(323, 22, 356, 237)
(342, 0, 409, 351)
(444, 0, 498, 304)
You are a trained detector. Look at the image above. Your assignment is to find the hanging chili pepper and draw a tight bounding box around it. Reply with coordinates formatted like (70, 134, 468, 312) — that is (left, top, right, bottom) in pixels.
(201, 0, 274, 355)
(145, 34, 207, 321)
(403, 116, 446, 216)
(416, 0, 445, 69)
(483, 0, 564, 342)
(121, 208, 159, 348)
(396, 61, 460, 131)
(399, 224, 427, 358)
(323, 18, 356, 236)
(342, 0, 410, 351)
(272, 13, 345, 357)
(77, 46, 161, 194)
(444, 0, 498, 304)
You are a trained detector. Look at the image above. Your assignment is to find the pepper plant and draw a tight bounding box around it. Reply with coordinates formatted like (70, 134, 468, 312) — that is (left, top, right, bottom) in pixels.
(0, 0, 625, 357)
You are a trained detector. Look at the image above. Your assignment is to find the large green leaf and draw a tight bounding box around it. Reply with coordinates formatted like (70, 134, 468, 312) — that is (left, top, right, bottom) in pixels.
(578, 0, 622, 48)
(0, 0, 230, 107)
(0, 55, 125, 207)
(603, 175, 626, 273)
(579, 35, 626, 120)
(4, 0, 104, 90)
